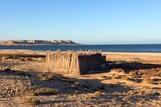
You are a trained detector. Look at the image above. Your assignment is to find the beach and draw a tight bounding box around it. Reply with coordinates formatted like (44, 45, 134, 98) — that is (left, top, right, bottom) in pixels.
(0, 50, 160, 106)
(1, 0, 161, 106)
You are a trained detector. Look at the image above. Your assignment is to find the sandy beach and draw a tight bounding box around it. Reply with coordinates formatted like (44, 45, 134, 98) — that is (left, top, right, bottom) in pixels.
(1, 0, 161, 106)
(0, 50, 160, 106)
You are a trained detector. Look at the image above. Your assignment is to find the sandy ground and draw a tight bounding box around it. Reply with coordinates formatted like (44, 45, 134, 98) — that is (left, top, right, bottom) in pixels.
(0, 50, 160, 107)
(103, 52, 161, 64)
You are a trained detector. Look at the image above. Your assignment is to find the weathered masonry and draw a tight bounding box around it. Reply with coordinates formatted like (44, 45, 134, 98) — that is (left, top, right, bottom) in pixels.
(45, 51, 106, 75)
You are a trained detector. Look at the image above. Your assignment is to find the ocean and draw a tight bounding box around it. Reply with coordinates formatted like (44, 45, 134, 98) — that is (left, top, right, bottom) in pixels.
(0, 44, 161, 53)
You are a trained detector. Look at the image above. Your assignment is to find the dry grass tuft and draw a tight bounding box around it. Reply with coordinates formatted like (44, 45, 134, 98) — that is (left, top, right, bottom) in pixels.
(38, 72, 55, 81)
(93, 90, 102, 97)
(34, 87, 58, 96)
(143, 72, 155, 83)
(15, 95, 40, 105)
(83, 90, 103, 99)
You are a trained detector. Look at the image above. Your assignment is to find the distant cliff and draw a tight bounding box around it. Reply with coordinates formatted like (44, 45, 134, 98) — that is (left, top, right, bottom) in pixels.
(0, 40, 78, 45)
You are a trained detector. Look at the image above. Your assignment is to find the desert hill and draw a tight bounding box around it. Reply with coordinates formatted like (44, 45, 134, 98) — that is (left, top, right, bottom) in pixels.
(0, 40, 77, 45)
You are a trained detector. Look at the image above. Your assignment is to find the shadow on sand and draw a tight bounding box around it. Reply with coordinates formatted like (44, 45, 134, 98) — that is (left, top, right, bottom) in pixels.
(0, 66, 160, 106)
(98, 61, 161, 73)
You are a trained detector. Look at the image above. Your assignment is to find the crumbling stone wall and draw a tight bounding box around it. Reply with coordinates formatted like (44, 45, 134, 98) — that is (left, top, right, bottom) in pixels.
(45, 51, 106, 75)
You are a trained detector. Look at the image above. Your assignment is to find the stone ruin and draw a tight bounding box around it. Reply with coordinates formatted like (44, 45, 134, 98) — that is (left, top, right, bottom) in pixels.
(45, 51, 106, 75)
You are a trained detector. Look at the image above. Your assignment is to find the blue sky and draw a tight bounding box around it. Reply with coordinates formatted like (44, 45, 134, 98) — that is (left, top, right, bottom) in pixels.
(0, 0, 161, 44)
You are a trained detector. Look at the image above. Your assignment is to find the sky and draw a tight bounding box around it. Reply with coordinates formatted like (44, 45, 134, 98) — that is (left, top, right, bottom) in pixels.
(0, 0, 161, 44)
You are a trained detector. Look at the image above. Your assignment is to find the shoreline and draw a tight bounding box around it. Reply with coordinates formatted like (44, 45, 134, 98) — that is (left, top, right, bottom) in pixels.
(0, 50, 161, 64)
(103, 52, 161, 55)
(0, 49, 161, 54)
(0, 49, 161, 53)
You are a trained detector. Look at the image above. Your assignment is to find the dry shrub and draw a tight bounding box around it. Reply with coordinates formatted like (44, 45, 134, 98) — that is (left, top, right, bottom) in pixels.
(84, 91, 103, 99)
(15, 95, 40, 105)
(111, 69, 125, 73)
(34, 87, 58, 96)
(143, 73, 154, 83)
(0, 64, 12, 71)
(38, 72, 55, 81)
(142, 70, 161, 84)
(110, 69, 126, 76)
(110, 69, 127, 80)
(93, 90, 102, 97)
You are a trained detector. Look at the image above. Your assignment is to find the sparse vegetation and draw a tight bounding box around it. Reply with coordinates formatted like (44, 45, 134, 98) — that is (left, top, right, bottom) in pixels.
(15, 96, 40, 105)
(0, 50, 161, 106)
(34, 88, 58, 96)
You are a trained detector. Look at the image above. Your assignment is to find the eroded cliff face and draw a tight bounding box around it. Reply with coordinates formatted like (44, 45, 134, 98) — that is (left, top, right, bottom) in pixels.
(0, 40, 77, 45)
